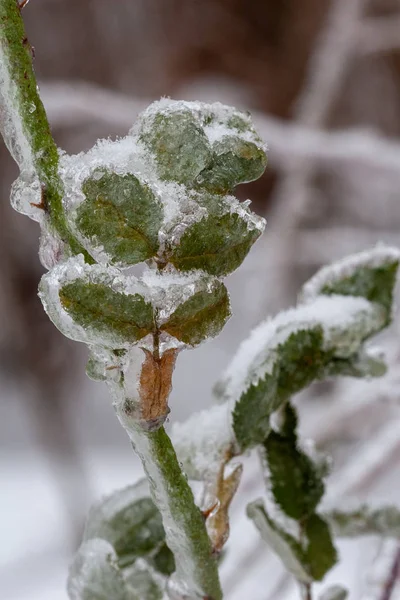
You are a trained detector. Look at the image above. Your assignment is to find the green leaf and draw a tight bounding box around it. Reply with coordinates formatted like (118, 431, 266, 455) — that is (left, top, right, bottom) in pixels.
(139, 109, 212, 184)
(59, 280, 154, 346)
(321, 263, 398, 324)
(232, 328, 332, 451)
(67, 539, 129, 600)
(124, 560, 165, 600)
(303, 514, 337, 581)
(161, 280, 231, 345)
(325, 504, 400, 538)
(301, 247, 400, 325)
(76, 171, 163, 266)
(247, 500, 312, 584)
(169, 193, 264, 276)
(84, 480, 174, 571)
(263, 404, 325, 520)
(232, 370, 278, 450)
(197, 136, 267, 193)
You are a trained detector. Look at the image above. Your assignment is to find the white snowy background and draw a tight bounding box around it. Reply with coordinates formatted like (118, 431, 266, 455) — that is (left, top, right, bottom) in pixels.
(2, 0, 400, 598)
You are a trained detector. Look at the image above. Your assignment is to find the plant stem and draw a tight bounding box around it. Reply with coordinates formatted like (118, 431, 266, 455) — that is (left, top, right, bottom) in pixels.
(0, 0, 91, 259)
(115, 409, 222, 600)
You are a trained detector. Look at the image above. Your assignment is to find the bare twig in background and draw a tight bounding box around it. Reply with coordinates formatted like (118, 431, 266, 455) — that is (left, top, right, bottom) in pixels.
(361, 540, 400, 600)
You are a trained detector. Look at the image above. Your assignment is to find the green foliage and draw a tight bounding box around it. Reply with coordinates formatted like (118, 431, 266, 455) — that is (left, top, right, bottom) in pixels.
(325, 504, 400, 538)
(303, 515, 338, 581)
(169, 193, 264, 276)
(197, 136, 267, 193)
(246, 501, 312, 583)
(59, 280, 154, 345)
(84, 481, 174, 572)
(140, 109, 212, 185)
(320, 262, 398, 322)
(232, 327, 333, 451)
(232, 371, 278, 449)
(263, 404, 324, 520)
(76, 171, 163, 266)
(67, 539, 130, 600)
(161, 280, 231, 345)
(319, 586, 348, 600)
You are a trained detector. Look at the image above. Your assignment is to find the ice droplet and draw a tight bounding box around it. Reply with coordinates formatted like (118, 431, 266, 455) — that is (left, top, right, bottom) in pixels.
(28, 102, 36, 113)
(10, 170, 43, 222)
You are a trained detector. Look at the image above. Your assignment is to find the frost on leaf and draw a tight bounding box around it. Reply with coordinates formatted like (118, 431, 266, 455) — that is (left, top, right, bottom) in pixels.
(246, 500, 312, 583)
(247, 501, 337, 583)
(219, 281, 390, 451)
(168, 191, 265, 276)
(300, 246, 400, 324)
(172, 402, 235, 481)
(124, 559, 167, 600)
(75, 170, 163, 266)
(325, 504, 400, 539)
(263, 404, 325, 520)
(134, 99, 267, 192)
(160, 278, 231, 346)
(67, 539, 129, 600)
(84, 479, 174, 573)
(39, 257, 154, 349)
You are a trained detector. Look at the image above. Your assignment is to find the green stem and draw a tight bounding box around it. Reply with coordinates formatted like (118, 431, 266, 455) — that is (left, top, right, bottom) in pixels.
(0, 0, 91, 259)
(116, 411, 223, 600)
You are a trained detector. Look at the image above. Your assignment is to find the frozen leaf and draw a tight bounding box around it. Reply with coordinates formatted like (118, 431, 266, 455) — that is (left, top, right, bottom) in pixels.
(300, 246, 400, 324)
(319, 586, 348, 600)
(246, 500, 312, 584)
(137, 103, 212, 185)
(197, 135, 267, 193)
(303, 514, 337, 581)
(172, 402, 235, 481)
(263, 404, 325, 520)
(232, 369, 278, 450)
(84, 479, 174, 572)
(39, 257, 154, 348)
(325, 504, 400, 538)
(124, 559, 166, 600)
(169, 192, 265, 276)
(67, 539, 129, 600)
(325, 347, 387, 379)
(160, 279, 231, 346)
(75, 171, 163, 266)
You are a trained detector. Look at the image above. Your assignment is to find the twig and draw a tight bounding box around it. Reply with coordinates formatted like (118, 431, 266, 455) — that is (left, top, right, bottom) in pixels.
(0, 0, 89, 258)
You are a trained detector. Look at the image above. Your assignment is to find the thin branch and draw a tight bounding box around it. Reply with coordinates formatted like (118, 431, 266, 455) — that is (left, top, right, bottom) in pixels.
(0, 0, 90, 258)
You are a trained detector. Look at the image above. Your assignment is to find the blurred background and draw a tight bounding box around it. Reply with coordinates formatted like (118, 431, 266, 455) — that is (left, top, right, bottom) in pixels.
(2, 0, 400, 598)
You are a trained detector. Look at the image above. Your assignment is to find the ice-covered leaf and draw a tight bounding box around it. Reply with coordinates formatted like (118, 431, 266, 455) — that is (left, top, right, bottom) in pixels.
(84, 479, 174, 572)
(303, 514, 337, 581)
(169, 192, 265, 276)
(325, 348, 387, 379)
(218, 293, 387, 451)
(160, 279, 231, 346)
(124, 559, 166, 600)
(39, 257, 154, 348)
(197, 136, 267, 193)
(232, 369, 278, 449)
(325, 504, 400, 538)
(134, 99, 267, 192)
(137, 102, 212, 185)
(263, 404, 324, 520)
(75, 171, 163, 266)
(319, 586, 348, 600)
(300, 246, 400, 324)
(67, 539, 129, 600)
(172, 403, 235, 481)
(246, 500, 312, 584)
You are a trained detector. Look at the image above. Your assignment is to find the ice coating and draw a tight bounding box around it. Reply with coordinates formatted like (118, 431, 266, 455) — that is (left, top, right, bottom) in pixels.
(10, 169, 43, 221)
(124, 558, 167, 600)
(67, 538, 128, 600)
(172, 402, 235, 481)
(319, 586, 348, 600)
(300, 245, 400, 302)
(218, 295, 386, 404)
(131, 97, 267, 153)
(0, 45, 34, 172)
(38, 255, 152, 349)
